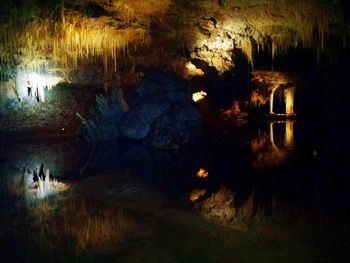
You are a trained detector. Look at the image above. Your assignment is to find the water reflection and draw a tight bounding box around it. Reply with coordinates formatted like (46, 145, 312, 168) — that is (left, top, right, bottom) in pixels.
(24, 168, 68, 199)
(251, 120, 295, 169)
(1, 119, 349, 232)
(193, 186, 254, 230)
(189, 188, 207, 202)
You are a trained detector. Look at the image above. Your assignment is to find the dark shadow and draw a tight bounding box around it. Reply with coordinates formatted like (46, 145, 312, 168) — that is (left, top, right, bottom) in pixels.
(272, 87, 286, 114)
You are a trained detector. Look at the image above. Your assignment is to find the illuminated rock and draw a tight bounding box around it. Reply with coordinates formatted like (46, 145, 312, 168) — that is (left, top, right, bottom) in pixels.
(16, 70, 62, 102)
(190, 188, 207, 202)
(79, 69, 201, 146)
(196, 168, 209, 178)
(195, 187, 255, 229)
(192, 91, 207, 102)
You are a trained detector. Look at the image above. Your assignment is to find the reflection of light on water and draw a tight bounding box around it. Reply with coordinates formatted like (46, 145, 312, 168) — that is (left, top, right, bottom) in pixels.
(35, 169, 68, 199)
(192, 91, 207, 102)
(251, 135, 285, 168)
(189, 188, 207, 202)
(284, 120, 294, 148)
(20, 169, 68, 200)
(194, 187, 255, 229)
(62, 198, 142, 251)
(196, 168, 209, 178)
(252, 121, 295, 168)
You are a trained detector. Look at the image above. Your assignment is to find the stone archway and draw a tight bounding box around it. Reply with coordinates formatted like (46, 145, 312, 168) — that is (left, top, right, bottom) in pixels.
(269, 120, 295, 149)
(284, 86, 295, 115)
(252, 71, 299, 116)
(269, 85, 295, 115)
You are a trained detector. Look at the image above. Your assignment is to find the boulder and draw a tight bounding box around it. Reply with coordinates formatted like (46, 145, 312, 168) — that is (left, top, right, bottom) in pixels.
(79, 68, 202, 148)
(119, 94, 171, 140)
(146, 114, 190, 149)
(129, 68, 193, 107)
(121, 68, 201, 144)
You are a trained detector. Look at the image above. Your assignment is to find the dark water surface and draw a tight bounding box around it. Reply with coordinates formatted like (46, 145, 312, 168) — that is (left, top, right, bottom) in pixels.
(1, 119, 349, 262)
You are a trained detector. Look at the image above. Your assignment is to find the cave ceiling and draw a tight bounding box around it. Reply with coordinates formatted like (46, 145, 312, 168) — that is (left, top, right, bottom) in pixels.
(0, 0, 348, 79)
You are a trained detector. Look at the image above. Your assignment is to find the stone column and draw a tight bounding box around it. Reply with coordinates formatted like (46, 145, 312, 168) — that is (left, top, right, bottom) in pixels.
(269, 86, 278, 114)
(284, 87, 295, 115)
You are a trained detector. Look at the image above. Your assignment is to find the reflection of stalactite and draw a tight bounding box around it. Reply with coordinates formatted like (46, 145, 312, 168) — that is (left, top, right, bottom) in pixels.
(270, 121, 295, 149)
(269, 122, 276, 148)
(252, 121, 295, 168)
(284, 120, 294, 148)
(194, 187, 255, 230)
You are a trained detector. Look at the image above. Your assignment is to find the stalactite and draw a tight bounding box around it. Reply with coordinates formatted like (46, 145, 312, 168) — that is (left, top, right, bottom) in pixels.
(242, 39, 253, 66)
(0, 6, 148, 75)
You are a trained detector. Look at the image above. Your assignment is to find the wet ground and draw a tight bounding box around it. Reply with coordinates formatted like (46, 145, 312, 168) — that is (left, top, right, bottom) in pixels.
(0, 119, 350, 262)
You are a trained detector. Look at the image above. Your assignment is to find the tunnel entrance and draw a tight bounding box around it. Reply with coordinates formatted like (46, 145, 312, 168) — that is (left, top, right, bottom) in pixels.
(272, 87, 286, 114)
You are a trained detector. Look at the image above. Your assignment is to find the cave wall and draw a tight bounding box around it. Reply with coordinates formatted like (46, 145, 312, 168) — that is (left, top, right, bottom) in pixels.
(0, 0, 350, 135)
(1, 0, 347, 80)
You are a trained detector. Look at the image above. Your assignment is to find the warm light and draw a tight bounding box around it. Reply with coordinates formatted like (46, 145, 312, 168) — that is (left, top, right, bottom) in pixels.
(251, 90, 268, 107)
(251, 134, 284, 169)
(192, 91, 207, 102)
(284, 120, 294, 148)
(185, 62, 205, 77)
(284, 87, 295, 115)
(251, 121, 295, 169)
(196, 168, 209, 178)
(189, 188, 207, 202)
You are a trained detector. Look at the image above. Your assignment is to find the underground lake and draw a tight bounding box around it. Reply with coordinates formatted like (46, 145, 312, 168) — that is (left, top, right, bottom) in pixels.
(1, 1, 350, 262)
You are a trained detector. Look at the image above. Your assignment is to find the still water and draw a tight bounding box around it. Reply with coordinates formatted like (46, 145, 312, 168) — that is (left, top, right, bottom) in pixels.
(0, 120, 349, 263)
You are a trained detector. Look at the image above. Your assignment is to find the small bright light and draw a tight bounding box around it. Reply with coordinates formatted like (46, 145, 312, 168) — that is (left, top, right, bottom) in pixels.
(192, 91, 207, 102)
(196, 168, 209, 178)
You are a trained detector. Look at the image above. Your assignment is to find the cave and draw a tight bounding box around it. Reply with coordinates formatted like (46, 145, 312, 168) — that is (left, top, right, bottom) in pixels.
(1, 0, 350, 262)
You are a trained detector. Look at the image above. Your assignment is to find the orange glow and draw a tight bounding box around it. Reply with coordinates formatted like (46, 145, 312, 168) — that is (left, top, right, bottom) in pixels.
(251, 90, 268, 107)
(189, 188, 207, 202)
(284, 87, 295, 115)
(251, 121, 295, 169)
(192, 91, 207, 102)
(185, 62, 205, 77)
(284, 120, 294, 148)
(251, 134, 285, 169)
(196, 168, 209, 178)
